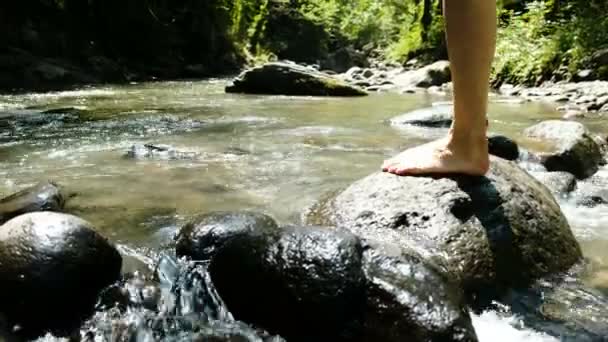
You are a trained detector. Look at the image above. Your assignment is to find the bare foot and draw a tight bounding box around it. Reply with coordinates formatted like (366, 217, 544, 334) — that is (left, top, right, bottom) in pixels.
(382, 133, 490, 176)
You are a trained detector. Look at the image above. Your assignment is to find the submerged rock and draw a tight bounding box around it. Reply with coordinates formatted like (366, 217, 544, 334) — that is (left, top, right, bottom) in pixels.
(524, 120, 604, 179)
(198, 223, 477, 342)
(0, 212, 122, 338)
(390, 104, 453, 128)
(225, 62, 367, 96)
(306, 157, 582, 303)
(0, 181, 65, 225)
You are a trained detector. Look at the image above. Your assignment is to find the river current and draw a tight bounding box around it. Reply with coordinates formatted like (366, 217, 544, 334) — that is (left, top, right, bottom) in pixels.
(1, 79, 607, 341)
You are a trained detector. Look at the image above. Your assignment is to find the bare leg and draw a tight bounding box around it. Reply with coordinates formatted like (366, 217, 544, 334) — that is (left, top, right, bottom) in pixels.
(382, 0, 496, 176)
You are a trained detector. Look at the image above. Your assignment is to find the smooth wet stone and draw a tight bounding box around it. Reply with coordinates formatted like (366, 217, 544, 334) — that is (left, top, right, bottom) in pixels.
(488, 135, 520, 161)
(203, 224, 477, 342)
(389, 104, 453, 128)
(392, 61, 451, 89)
(529, 171, 577, 197)
(175, 211, 280, 261)
(306, 157, 583, 303)
(0, 181, 65, 225)
(360, 247, 477, 342)
(225, 62, 367, 96)
(524, 120, 604, 179)
(0, 212, 122, 338)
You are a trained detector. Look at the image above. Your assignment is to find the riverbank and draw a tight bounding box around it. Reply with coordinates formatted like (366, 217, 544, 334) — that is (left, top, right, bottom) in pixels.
(337, 60, 608, 118)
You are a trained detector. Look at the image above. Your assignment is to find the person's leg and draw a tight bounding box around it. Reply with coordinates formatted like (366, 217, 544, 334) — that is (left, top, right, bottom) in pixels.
(382, 0, 496, 176)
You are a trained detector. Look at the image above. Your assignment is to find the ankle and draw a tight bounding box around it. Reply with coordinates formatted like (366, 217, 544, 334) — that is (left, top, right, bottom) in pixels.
(448, 128, 487, 145)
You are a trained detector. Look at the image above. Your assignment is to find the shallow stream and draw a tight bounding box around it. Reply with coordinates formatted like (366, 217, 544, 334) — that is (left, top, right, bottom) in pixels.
(1, 80, 608, 341)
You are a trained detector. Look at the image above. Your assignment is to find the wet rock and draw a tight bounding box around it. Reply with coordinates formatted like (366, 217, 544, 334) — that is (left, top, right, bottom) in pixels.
(344, 66, 363, 81)
(389, 104, 453, 128)
(591, 48, 608, 67)
(573, 70, 595, 82)
(0, 181, 65, 225)
(524, 120, 604, 179)
(360, 247, 477, 342)
(392, 61, 451, 89)
(124, 143, 200, 160)
(529, 171, 577, 197)
(306, 157, 582, 303)
(0, 212, 122, 338)
(175, 211, 279, 261)
(592, 95, 608, 111)
(201, 223, 476, 342)
(225, 62, 367, 97)
(361, 69, 375, 79)
(488, 135, 520, 161)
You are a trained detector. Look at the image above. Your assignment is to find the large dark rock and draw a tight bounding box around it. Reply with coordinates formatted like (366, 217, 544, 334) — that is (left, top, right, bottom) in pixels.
(177, 213, 477, 341)
(225, 62, 367, 96)
(524, 120, 604, 179)
(306, 157, 583, 303)
(488, 135, 520, 161)
(0, 181, 65, 225)
(175, 211, 279, 261)
(0, 212, 122, 338)
(360, 246, 477, 342)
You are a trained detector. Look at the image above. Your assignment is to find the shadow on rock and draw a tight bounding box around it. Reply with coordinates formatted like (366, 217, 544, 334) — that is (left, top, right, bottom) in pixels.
(306, 157, 583, 306)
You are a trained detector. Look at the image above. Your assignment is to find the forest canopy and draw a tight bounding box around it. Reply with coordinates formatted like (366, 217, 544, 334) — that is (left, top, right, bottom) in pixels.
(0, 0, 607, 87)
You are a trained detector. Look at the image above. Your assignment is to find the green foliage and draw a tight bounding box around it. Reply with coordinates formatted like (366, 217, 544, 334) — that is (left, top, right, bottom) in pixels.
(387, 0, 445, 62)
(493, 1, 559, 85)
(493, 0, 608, 85)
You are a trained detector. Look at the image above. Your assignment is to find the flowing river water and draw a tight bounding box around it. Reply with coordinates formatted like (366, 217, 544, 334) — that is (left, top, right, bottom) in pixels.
(1, 79, 608, 341)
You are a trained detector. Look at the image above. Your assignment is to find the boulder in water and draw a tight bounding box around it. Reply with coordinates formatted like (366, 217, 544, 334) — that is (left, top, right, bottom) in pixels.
(488, 135, 520, 161)
(524, 120, 604, 179)
(392, 61, 451, 89)
(175, 211, 279, 261)
(390, 104, 453, 128)
(225, 62, 367, 97)
(0, 212, 122, 338)
(178, 214, 478, 342)
(306, 157, 582, 304)
(0, 181, 65, 225)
